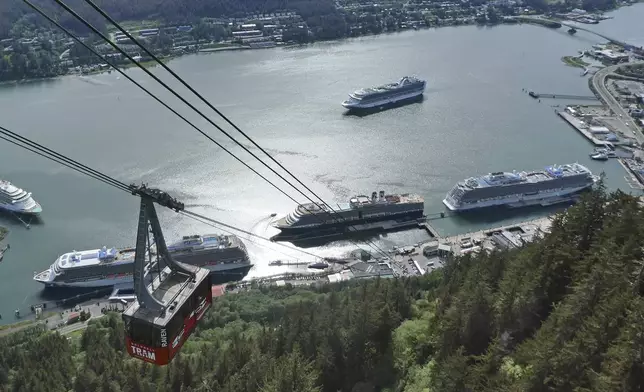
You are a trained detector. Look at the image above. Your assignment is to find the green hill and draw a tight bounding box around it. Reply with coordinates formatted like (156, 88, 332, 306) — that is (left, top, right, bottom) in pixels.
(1, 187, 642, 392)
(0, 0, 338, 39)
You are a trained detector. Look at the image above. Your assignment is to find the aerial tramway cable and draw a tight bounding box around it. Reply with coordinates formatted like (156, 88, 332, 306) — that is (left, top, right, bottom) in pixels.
(44, 0, 392, 259)
(0, 126, 326, 366)
(25, 0, 389, 260)
(21, 1, 313, 209)
(0, 127, 130, 192)
(81, 0, 379, 221)
(0, 125, 326, 260)
(179, 211, 324, 259)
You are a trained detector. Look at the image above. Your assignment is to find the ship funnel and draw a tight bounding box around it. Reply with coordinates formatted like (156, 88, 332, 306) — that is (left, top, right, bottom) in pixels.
(371, 191, 377, 201)
(379, 190, 385, 200)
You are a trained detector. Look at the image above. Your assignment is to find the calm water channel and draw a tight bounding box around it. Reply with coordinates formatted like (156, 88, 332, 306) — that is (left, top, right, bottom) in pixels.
(0, 4, 643, 323)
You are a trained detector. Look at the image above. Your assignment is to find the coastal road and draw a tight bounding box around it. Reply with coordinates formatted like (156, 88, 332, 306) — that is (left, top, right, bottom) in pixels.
(591, 62, 644, 145)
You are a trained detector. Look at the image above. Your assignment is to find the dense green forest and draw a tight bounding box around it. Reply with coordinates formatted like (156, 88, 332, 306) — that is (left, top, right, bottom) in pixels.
(0, 0, 621, 39)
(0, 0, 339, 38)
(1, 188, 643, 392)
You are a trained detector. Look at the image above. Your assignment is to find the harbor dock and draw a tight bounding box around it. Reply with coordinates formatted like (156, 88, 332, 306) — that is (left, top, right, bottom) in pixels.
(385, 216, 554, 275)
(418, 221, 440, 237)
(437, 216, 551, 253)
(618, 158, 644, 189)
(529, 92, 597, 100)
(557, 110, 610, 146)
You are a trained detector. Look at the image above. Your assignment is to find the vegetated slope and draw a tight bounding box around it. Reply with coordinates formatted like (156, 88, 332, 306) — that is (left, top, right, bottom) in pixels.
(0, 0, 339, 38)
(1, 187, 642, 392)
(412, 186, 644, 392)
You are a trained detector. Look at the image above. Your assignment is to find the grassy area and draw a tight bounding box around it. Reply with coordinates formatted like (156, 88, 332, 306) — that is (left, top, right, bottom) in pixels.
(120, 57, 170, 69)
(0, 226, 6, 241)
(515, 16, 562, 28)
(0, 311, 59, 336)
(562, 55, 590, 68)
(0, 319, 34, 332)
(106, 20, 161, 33)
(199, 42, 238, 50)
(80, 57, 171, 77)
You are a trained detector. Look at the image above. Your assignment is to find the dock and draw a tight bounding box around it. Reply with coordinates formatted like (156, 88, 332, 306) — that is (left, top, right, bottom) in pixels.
(437, 216, 552, 253)
(418, 221, 440, 237)
(268, 260, 310, 267)
(557, 111, 610, 146)
(529, 92, 597, 100)
(376, 216, 554, 275)
(618, 158, 644, 190)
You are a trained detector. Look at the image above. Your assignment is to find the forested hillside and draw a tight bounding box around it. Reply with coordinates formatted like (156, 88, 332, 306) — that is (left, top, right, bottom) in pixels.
(0, 0, 338, 38)
(1, 188, 643, 392)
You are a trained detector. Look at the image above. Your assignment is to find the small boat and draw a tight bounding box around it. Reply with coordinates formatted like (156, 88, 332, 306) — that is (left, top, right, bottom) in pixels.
(591, 147, 616, 158)
(308, 261, 329, 270)
(591, 152, 609, 161)
(268, 260, 283, 266)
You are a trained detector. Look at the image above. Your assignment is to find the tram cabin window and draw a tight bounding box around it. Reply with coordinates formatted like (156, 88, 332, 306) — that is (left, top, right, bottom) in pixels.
(165, 307, 185, 345)
(165, 277, 212, 346)
(127, 319, 159, 347)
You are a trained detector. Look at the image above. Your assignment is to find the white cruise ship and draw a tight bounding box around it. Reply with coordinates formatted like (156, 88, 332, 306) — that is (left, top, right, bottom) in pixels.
(341, 76, 426, 110)
(443, 163, 598, 212)
(33, 234, 253, 288)
(0, 179, 42, 215)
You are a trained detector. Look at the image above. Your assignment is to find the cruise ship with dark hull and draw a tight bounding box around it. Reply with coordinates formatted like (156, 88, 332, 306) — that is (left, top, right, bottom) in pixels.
(33, 234, 252, 289)
(443, 163, 599, 212)
(271, 190, 425, 243)
(342, 76, 426, 110)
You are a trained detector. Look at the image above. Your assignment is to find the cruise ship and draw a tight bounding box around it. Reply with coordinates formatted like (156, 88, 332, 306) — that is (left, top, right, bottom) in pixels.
(342, 76, 426, 110)
(33, 234, 252, 288)
(0, 179, 42, 215)
(443, 163, 598, 212)
(271, 190, 425, 242)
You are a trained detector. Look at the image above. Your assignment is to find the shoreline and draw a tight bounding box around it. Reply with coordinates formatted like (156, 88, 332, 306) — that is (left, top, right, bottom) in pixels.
(1, 5, 635, 86)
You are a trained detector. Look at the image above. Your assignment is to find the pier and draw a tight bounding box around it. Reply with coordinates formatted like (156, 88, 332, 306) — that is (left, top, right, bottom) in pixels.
(438, 216, 552, 248)
(529, 91, 598, 100)
(418, 221, 440, 238)
(268, 260, 310, 267)
(557, 111, 611, 146)
(618, 158, 644, 190)
(379, 216, 555, 276)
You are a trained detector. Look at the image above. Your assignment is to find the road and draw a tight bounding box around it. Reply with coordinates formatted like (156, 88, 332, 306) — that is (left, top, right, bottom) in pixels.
(591, 62, 644, 145)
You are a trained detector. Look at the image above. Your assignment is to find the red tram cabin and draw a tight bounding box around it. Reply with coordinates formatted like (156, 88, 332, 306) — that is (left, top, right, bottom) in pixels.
(123, 268, 212, 365)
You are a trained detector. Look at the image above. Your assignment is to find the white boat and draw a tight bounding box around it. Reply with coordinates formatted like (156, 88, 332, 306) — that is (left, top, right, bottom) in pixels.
(590, 147, 616, 158)
(443, 163, 598, 212)
(341, 76, 426, 110)
(308, 261, 329, 270)
(0, 179, 42, 215)
(33, 234, 253, 288)
(590, 152, 609, 161)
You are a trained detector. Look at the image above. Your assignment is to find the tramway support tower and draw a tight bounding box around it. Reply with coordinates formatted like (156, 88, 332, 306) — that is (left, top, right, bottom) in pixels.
(123, 184, 213, 366)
